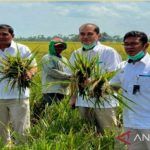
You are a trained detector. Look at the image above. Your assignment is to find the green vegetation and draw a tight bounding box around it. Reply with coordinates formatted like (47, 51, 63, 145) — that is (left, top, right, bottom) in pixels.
(0, 50, 37, 99)
(20, 41, 127, 60)
(1, 41, 149, 149)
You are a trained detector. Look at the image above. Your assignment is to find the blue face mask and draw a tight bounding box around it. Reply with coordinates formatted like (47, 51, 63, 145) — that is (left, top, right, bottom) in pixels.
(82, 42, 97, 50)
(128, 51, 145, 61)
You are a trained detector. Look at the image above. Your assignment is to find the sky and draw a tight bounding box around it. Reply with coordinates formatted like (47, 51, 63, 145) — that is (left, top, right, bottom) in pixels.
(0, 1, 150, 38)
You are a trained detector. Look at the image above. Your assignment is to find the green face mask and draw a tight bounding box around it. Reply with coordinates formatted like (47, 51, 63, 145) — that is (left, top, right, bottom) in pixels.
(48, 41, 67, 56)
(128, 51, 145, 61)
(49, 41, 56, 55)
(82, 42, 97, 50)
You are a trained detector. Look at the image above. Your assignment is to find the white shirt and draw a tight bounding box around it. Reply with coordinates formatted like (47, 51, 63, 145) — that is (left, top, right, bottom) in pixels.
(110, 53, 150, 129)
(70, 42, 122, 108)
(0, 41, 36, 99)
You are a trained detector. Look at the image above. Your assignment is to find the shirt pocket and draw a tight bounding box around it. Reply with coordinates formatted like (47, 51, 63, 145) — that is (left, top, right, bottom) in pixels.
(138, 77, 150, 92)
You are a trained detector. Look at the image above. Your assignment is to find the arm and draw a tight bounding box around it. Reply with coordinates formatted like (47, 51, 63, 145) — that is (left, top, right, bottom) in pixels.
(42, 55, 71, 80)
(21, 45, 38, 80)
(47, 69, 71, 80)
(69, 94, 77, 109)
(104, 48, 122, 72)
(109, 72, 121, 91)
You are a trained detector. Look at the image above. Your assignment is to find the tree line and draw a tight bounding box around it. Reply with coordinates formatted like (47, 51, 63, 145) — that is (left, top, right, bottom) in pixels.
(15, 32, 123, 42)
(15, 32, 150, 42)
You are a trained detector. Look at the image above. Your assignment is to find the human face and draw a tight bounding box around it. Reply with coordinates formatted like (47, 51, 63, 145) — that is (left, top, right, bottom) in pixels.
(54, 44, 65, 55)
(79, 25, 100, 45)
(0, 28, 13, 48)
(124, 37, 147, 56)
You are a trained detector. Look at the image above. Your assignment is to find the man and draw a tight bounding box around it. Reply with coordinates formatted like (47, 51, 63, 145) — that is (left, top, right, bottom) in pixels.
(110, 31, 150, 150)
(0, 24, 37, 144)
(41, 37, 71, 108)
(69, 23, 122, 134)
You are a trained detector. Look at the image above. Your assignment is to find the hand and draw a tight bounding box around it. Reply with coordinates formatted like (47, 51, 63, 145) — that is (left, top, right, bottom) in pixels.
(25, 71, 34, 80)
(84, 78, 91, 85)
(69, 95, 77, 109)
(24, 67, 37, 80)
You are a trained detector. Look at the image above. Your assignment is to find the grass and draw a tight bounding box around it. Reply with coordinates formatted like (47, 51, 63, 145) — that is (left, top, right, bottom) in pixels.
(1, 99, 120, 150)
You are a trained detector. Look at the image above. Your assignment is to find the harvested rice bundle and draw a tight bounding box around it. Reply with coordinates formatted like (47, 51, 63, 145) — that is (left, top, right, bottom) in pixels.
(62, 53, 98, 99)
(0, 49, 37, 98)
(89, 72, 116, 107)
(61, 53, 134, 109)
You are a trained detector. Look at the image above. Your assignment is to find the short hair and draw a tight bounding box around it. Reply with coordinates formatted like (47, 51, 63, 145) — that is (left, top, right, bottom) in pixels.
(123, 31, 148, 45)
(0, 24, 14, 36)
(79, 23, 100, 34)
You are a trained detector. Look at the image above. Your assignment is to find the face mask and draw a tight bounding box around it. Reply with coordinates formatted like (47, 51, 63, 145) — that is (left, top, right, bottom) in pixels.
(82, 42, 97, 50)
(128, 50, 145, 61)
(48, 41, 67, 56)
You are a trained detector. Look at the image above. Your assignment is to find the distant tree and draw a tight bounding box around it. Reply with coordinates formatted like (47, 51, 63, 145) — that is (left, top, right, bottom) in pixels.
(15, 32, 124, 42)
(112, 35, 122, 42)
(101, 32, 113, 42)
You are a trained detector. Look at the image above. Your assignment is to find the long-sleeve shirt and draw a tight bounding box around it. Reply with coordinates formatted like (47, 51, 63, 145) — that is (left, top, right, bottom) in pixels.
(110, 53, 150, 129)
(41, 54, 71, 94)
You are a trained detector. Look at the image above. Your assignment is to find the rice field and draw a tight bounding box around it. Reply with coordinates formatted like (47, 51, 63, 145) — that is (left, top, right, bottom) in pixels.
(20, 41, 150, 60)
(20, 41, 127, 60)
(1, 41, 149, 149)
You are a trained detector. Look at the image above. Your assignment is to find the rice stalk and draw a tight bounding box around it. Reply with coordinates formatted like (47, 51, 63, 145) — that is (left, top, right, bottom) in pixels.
(0, 46, 38, 99)
(60, 52, 136, 110)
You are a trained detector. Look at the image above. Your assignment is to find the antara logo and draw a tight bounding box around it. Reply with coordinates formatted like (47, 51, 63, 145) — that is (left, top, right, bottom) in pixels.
(116, 130, 131, 145)
(116, 130, 150, 145)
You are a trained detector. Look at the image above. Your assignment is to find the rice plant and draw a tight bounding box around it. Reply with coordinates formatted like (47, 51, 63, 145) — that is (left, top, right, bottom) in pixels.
(61, 52, 134, 110)
(0, 46, 37, 99)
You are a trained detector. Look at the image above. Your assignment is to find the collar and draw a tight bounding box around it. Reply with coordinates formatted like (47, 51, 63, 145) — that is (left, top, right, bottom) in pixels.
(128, 57, 144, 64)
(128, 53, 149, 64)
(0, 41, 17, 53)
(4, 41, 16, 50)
(83, 47, 92, 51)
(9, 41, 18, 49)
(82, 45, 95, 51)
